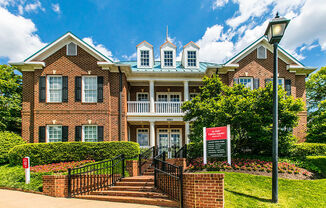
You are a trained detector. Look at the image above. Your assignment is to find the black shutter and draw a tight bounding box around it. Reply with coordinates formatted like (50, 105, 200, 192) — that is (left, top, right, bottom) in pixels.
(39, 76, 46, 102)
(75, 126, 82, 141)
(98, 126, 104, 142)
(97, 76, 103, 103)
(253, 78, 260, 89)
(39, 126, 46, 143)
(233, 78, 239, 85)
(75, 76, 81, 102)
(265, 78, 272, 86)
(62, 126, 68, 142)
(285, 79, 291, 96)
(62, 76, 68, 102)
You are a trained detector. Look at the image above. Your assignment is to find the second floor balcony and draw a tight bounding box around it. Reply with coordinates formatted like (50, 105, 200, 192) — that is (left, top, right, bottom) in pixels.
(127, 101, 184, 114)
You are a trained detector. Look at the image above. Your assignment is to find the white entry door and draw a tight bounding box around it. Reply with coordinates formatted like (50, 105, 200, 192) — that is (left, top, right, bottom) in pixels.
(157, 128, 182, 158)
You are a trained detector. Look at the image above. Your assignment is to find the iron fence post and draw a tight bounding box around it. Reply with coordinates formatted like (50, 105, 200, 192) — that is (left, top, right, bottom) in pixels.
(154, 159, 157, 187)
(67, 168, 72, 198)
(162, 151, 166, 171)
(138, 154, 142, 176)
(179, 166, 184, 208)
(121, 154, 125, 178)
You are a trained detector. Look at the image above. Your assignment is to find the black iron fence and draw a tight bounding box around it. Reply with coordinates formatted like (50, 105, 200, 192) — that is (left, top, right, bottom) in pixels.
(138, 146, 156, 175)
(153, 152, 183, 208)
(67, 154, 125, 197)
(174, 144, 187, 159)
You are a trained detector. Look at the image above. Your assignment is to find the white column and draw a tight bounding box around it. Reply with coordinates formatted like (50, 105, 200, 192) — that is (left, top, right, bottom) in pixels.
(150, 121, 155, 147)
(150, 80, 155, 113)
(184, 81, 189, 101)
(185, 122, 190, 144)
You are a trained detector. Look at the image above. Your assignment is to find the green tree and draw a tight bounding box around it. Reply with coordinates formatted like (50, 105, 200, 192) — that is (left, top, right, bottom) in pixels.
(0, 65, 22, 133)
(306, 67, 326, 143)
(182, 75, 304, 156)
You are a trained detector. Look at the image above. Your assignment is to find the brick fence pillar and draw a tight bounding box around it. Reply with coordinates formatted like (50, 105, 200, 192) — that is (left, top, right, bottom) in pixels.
(126, 160, 139, 177)
(43, 175, 68, 197)
(183, 173, 224, 208)
(166, 158, 187, 170)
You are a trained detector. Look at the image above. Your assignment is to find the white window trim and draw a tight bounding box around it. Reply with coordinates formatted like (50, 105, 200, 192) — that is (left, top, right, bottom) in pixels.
(46, 75, 62, 103)
(46, 125, 62, 143)
(82, 76, 97, 103)
(137, 128, 149, 147)
(66, 42, 77, 56)
(140, 50, 150, 67)
(189, 92, 199, 100)
(187, 51, 197, 67)
(156, 128, 182, 149)
(156, 92, 182, 102)
(136, 92, 149, 101)
(163, 50, 174, 67)
(278, 78, 285, 88)
(82, 125, 98, 142)
(239, 77, 254, 90)
(257, 46, 267, 59)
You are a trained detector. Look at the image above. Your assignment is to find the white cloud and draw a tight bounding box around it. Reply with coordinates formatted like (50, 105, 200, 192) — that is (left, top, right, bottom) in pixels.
(18, 4, 23, 15)
(122, 52, 136, 61)
(212, 0, 229, 9)
(51, 3, 60, 14)
(82, 37, 118, 61)
(24, 0, 45, 13)
(0, 7, 46, 61)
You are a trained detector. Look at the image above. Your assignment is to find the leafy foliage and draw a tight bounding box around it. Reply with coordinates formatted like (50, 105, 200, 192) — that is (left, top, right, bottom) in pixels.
(0, 65, 22, 133)
(0, 131, 25, 164)
(8, 141, 140, 166)
(291, 143, 326, 157)
(182, 75, 304, 156)
(307, 101, 326, 143)
(306, 66, 326, 110)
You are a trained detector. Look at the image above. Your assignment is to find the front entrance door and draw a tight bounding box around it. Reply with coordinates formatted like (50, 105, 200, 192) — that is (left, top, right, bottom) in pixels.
(157, 128, 182, 158)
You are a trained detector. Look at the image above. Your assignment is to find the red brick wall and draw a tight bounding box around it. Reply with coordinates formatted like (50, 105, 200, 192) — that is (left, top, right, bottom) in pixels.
(183, 173, 224, 208)
(126, 160, 139, 177)
(43, 175, 68, 197)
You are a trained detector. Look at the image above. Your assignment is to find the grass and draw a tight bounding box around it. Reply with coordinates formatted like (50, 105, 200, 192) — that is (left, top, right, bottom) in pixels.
(205, 171, 326, 208)
(0, 164, 49, 192)
(305, 156, 326, 177)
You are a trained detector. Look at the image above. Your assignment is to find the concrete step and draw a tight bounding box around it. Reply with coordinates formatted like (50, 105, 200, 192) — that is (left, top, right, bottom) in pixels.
(76, 195, 179, 207)
(115, 181, 154, 187)
(108, 185, 156, 192)
(91, 190, 169, 199)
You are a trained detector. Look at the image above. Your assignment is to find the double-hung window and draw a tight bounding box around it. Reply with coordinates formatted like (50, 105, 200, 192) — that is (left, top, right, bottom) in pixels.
(278, 78, 285, 88)
(137, 93, 149, 101)
(137, 128, 149, 147)
(82, 76, 97, 103)
(47, 75, 62, 102)
(187, 51, 197, 67)
(164, 51, 173, 67)
(47, 125, 62, 142)
(189, 93, 199, 100)
(140, 50, 150, 67)
(83, 125, 98, 142)
(239, 77, 253, 89)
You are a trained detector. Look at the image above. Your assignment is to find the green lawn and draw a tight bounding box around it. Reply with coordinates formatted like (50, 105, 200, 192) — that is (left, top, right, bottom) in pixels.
(216, 171, 326, 208)
(0, 164, 48, 192)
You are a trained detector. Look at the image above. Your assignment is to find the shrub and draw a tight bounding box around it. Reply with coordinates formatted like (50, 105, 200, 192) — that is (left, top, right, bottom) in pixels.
(187, 142, 203, 160)
(0, 131, 25, 164)
(8, 141, 140, 166)
(291, 143, 326, 157)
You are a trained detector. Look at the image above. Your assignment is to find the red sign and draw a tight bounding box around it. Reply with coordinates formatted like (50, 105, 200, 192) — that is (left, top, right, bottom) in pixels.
(22, 157, 29, 169)
(206, 126, 228, 141)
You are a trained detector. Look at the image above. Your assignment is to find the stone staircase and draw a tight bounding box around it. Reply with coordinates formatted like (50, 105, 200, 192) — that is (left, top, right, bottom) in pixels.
(75, 168, 178, 207)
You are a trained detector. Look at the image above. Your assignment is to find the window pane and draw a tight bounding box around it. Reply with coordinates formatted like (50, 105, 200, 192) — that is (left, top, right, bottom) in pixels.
(48, 76, 62, 102)
(137, 93, 148, 101)
(84, 126, 98, 142)
(239, 78, 253, 89)
(164, 51, 173, 66)
(187, 51, 196, 67)
(48, 126, 62, 142)
(137, 129, 149, 146)
(84, 77, 97, 102)
(140, 50, 149, 66)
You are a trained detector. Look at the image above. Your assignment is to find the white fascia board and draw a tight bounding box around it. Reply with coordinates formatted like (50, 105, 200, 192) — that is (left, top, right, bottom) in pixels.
(223, 63, 239, 68)
(127, 77, 202, 82)
(9, 61, 45, 71)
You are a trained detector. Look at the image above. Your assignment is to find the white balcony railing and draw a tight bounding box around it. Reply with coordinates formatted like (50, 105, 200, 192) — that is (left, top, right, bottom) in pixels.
(127, 101, 184, 114)
(155, 102, 183, 114)
(127, 101, 150, 113)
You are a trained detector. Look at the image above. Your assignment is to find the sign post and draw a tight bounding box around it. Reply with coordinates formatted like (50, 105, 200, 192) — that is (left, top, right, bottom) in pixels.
(203, 125, 231, 165)
(23, 157, 30, 184)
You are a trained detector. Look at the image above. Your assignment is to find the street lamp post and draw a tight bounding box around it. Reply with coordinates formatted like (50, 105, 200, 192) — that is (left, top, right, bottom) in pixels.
(264, 13, 290, 203)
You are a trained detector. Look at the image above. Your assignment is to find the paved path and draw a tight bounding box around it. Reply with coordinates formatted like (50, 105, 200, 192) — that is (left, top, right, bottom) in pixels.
(0, 189, 164, 208)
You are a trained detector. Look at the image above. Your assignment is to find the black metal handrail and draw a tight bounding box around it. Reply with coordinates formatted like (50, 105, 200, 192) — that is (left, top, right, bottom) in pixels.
(68, 154, 125, 197)
(153, 151, 183, 208)
(174, 144, 187, 159)
(138, 146, 156, 175)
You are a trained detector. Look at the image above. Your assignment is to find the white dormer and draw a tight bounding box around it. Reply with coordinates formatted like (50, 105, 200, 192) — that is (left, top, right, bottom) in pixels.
(160, 41, 176, 68)
(182, 41, 200, 69)
(136, 41, 154, 68)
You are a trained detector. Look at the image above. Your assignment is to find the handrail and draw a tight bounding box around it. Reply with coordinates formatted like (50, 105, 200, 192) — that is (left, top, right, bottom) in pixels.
(174, 144, 187, 159)
(68, 154, 125, 197)
(138, 146, 156, 175)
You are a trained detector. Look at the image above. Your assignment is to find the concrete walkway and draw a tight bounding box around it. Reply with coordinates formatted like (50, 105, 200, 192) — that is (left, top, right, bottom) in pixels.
(0, 189, 164, 208)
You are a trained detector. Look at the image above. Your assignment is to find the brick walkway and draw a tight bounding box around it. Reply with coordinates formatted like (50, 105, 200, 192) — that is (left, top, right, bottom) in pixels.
(0, 189, 164, 208)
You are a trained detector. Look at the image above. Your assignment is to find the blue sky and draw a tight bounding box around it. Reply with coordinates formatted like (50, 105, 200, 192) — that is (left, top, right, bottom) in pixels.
(0, 0, 325, 69)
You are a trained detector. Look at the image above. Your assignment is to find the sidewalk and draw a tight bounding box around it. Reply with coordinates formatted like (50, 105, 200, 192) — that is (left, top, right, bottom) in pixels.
(0, 189, 164, 208)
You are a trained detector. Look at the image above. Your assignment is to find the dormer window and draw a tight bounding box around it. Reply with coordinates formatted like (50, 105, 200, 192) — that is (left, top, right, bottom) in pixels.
(187, 51, 197, 67)
(257, 46, 267, 59)
(67, 42, 77, 56)
(164, 51, 173, 67)
(140, 50, 150, 67)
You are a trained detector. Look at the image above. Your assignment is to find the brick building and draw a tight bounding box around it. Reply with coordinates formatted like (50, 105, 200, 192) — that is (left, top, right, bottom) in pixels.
(10, 32, 315, 156)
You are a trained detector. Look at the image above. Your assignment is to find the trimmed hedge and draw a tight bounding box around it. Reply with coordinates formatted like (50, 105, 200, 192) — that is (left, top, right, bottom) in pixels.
(291, 143, 326, 157)
(0, 131, 25, 164)
(8, 141, 140, 166)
